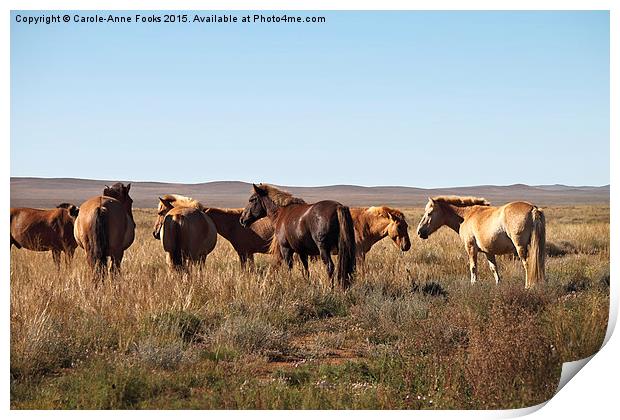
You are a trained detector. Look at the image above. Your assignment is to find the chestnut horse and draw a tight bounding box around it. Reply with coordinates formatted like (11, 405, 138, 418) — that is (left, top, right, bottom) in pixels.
(10, 203, 80, 267)
(204, 207, 273, 268)
(240, 184, 356, 288)
(152, 195, 217, 270)
(350, 206, 411, 260)
(416, 196, 545, 288)
(74, 183, 136, 278)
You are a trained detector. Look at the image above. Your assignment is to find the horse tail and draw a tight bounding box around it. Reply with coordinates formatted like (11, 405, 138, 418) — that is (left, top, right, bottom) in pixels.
(336, 205, 356, 288)
(167, 215, 184, 268)
(527, 207, 546, 287)
(91, 206, 108, 276)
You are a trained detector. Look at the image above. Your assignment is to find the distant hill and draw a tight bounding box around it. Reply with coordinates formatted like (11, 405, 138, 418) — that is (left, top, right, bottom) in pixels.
(10, 177, 610, 208)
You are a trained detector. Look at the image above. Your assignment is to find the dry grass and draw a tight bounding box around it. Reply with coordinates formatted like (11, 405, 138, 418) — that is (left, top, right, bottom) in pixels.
(10, 206, 609, 409)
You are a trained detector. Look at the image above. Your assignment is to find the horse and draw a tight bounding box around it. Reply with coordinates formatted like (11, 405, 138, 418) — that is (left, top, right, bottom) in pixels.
(74, 183, 136, 278)
(204, 207, 273, 268)
(152, 194, 217, 270)
(10, 203, 80, 267)
(416, 196, 545, 288)
(350, 206, 411, 261)
(240, 183, 356, 288)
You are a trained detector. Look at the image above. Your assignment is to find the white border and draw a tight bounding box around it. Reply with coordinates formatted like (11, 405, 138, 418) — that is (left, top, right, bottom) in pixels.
(3, 1, 616, 419)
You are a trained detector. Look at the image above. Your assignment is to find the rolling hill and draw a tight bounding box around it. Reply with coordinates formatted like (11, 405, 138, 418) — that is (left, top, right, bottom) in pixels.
(10, 177, 609, 209)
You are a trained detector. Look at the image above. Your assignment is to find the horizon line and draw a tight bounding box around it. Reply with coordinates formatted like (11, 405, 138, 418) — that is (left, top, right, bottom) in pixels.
(9, 176, 610, 190)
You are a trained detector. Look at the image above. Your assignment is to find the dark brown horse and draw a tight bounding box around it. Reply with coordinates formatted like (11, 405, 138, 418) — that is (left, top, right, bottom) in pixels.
(74, 183, 136, 278)
(240, 184, 356, 287)
(204, 207, 274, 268)
(10, 203, 80, 267)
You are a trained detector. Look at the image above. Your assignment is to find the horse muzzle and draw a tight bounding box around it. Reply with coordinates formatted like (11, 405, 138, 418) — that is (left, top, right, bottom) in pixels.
(417, 229, 429, 240)
(152, 230, 160, 240)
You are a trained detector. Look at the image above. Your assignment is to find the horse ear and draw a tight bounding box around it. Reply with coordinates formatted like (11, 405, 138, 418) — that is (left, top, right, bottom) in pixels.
(126, 183, 131, 192)
(159, 197, 168, 206)
(253, 183, 266, 196)
(428, 197, 435, 204)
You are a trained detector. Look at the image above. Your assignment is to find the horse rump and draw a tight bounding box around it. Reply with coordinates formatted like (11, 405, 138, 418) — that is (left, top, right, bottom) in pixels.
(527, 207, 546, 286)
(336, 205, 356, 287)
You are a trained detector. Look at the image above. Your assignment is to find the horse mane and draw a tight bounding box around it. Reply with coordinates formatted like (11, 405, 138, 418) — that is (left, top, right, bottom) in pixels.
(257, 184, 306, 207)
(204, 207, 243, 215)
(367, 206, 406, 222)
(161, 194, 205, 210)
(433, 196, 490, 207)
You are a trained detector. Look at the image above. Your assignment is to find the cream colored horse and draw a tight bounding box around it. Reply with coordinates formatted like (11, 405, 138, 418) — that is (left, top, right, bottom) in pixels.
(416, 196, 545, 288)
(152, 194, 217, 270)
(350, 206, 411, 260)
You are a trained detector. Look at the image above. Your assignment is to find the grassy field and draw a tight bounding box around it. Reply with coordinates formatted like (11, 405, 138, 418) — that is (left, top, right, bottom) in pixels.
(10, 205, 609, 409)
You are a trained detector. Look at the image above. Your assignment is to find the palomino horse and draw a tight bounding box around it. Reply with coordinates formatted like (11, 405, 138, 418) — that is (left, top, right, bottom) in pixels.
(74, 183, 136, 278)
(152, 195, 217, 270)
(204, 207, 273, 268)
(240, 184, 356, 288)
(10, 203, 80, 267)
(416, 196, 545, 288)
(350, 206, 411, 260)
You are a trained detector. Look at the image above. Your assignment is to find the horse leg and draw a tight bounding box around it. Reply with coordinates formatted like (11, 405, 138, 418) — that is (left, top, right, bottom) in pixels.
(239, 252, 248, 269)
(281, 245, 294, 271)
(486, 254, 501, 284)
(52, 249, 61, 269)
(299, 253, 310, 277)
(64, 247, 75, 267)
(319, 246, 335, 288)
(466, 243, 478, 285)
(515, 245, 530, 288)
(110, 251, 124, 277)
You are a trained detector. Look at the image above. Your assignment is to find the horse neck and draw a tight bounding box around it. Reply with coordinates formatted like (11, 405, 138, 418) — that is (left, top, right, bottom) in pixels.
(442, 204, 466, 233)
(363, 211, 391, 242)
(262, 197, 282, 222)
(206, 209, 235, 238)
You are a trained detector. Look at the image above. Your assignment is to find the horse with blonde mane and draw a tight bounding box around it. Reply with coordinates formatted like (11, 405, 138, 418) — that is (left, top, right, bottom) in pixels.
(416, 196, 545, 288)
(240, 184, 356, 288)
(74, 183, 135, 279)
(204, 207, 274, 268)
(152, 194, 217, 270)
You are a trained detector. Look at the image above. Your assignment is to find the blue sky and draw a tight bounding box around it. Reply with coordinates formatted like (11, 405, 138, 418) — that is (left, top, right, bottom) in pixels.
(11, 11, 609, 187)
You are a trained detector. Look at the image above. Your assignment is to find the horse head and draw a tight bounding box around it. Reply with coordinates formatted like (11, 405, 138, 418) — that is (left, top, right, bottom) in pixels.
(153, 197, 174, 239)
(56, 202, 79, 218)
(417, 198, 444, 239)
(386, 210, 411, 251)
(240, 184, 269, 228)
